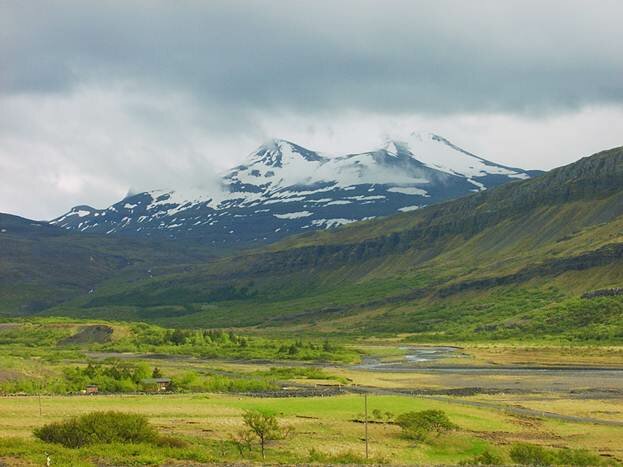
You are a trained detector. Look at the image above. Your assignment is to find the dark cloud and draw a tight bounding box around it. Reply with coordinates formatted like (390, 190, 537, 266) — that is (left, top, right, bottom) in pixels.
(2, 0, 622, 115)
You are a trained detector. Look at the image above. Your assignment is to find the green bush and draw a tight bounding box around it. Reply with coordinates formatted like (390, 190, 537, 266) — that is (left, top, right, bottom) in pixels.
(34, 411, 158, 448)
(172, 371, 277, 393)
(460, 450, 505, 465)
(509, 443, 604, 466)
(62, 361, 151, 393)
(510, 444, 555, 466)
(556, 448, 604, 466)
(396, 409, 457, 441)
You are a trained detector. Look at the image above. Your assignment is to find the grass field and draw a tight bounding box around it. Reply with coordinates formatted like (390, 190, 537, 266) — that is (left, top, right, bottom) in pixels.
(1, 392, 621, 466)
(1, 318, 623, 465)
(457, 344, 623, 366)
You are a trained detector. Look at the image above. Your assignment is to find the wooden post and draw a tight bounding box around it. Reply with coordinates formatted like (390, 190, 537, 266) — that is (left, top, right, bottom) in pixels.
(38, 363, 43, 417)
(364, 393, 369, 460)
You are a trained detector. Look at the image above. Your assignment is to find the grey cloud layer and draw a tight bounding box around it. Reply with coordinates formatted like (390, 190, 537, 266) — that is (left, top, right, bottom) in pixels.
(3, 0, 623, 115)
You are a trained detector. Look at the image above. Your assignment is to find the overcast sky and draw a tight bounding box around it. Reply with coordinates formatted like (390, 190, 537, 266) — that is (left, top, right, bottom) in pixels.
(1, 0, 623, 220)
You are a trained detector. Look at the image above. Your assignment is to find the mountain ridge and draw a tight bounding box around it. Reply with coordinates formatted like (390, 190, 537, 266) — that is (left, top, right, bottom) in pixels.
(51, 133, 541, 246)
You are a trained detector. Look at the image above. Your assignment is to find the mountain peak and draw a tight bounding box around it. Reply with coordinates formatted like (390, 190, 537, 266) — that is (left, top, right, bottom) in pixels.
(381, 132, 449, 154)
(258, 138, 290, 153)
(403, 131, 434, 142)
(248, 139, 284, 167)
(248, 139, 326, 168)
(381, 139, 413, 158)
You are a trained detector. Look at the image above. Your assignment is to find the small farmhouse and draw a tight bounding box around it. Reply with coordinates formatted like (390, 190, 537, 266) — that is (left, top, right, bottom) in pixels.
(140, 377, 172, 392)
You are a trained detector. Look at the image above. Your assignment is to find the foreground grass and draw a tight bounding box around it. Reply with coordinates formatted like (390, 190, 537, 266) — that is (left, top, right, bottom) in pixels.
(0, 393, 621, 465)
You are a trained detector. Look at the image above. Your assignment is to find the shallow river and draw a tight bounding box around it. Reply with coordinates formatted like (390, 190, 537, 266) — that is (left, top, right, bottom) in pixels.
(357, 346, 461, 370)
(354, 346, 623, 394)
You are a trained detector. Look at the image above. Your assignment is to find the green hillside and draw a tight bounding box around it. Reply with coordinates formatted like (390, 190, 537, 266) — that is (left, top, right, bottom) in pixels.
(0, 214, 217, 314)
(27, 145, 623, 342)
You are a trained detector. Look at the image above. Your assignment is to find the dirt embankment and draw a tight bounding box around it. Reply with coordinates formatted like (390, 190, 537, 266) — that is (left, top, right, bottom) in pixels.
(58, 325, 113, 346)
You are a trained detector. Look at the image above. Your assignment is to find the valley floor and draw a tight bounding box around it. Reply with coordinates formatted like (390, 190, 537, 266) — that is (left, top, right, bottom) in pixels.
(2, 352, 623, 465)
(1, 319, 622, 465)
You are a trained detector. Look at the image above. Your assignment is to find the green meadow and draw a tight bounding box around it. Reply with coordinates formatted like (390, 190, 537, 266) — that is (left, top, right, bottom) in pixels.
(1, 393, 621, 466)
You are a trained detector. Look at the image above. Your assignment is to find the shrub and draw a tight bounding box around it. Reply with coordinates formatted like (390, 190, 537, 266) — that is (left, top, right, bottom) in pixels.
(61, 361, 151, 393)
(172, 371, 277, 393)
(510, 443, 554, 466)
(34, 411, 158, 448)
(510, 444, 604, 467)
(556, 448, 604, 466)
(396, 409, 457, 442)
(460, 450, 505, 465)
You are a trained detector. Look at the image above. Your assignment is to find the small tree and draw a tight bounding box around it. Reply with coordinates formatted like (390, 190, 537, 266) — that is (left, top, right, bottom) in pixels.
(169, 329, 187, 345)
(232, 428, 255, 457)
(242, 410, 283, 459)
(396, 410, 456, 442)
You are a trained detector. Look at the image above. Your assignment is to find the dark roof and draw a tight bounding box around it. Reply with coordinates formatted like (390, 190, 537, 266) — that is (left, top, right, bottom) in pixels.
(141, 378, 171, 384)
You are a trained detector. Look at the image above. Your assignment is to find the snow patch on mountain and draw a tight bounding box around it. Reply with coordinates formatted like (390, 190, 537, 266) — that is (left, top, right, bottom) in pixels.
(311, 218, 357, 228)
(388, 186, 428, 196)
(398, 205, 422, 212)
(274, 211, 313, 219)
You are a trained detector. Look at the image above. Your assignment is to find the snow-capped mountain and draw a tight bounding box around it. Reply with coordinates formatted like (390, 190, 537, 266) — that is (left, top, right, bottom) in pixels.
(51, 133, 542, 246)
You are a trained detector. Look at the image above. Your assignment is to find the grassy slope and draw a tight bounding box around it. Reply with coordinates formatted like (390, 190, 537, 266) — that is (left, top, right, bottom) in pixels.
(0, 214, 221, 314)
(9, 146, 623, 341)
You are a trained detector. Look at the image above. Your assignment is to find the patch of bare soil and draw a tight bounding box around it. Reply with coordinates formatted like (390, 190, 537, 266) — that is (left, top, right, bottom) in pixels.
(58, 324, 113, 345)
(0, 369, 21, 382)
(0, 457, 33, 466)
(476, 429, 563, 446)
